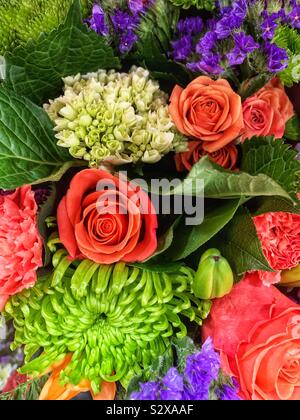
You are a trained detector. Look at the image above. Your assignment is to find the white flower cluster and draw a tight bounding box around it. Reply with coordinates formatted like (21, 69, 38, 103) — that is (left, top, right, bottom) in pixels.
(44, 66, 187, 166)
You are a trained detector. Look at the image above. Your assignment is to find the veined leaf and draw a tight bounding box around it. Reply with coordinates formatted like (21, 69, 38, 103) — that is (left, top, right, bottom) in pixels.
(162, 199, 242, 261)
(160, 156, 293, 200)
(284, 115, 300, 141)
(209, 206, 274, 278)
(0, 88, 81, 189)
(4, 0, 120, 105)
(240, 136, 300, 200)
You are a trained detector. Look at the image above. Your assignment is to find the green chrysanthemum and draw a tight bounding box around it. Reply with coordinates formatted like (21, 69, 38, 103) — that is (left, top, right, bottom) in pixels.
(168, 0, 215, 11)
(5, 251, 210, 393)
(0, 0, 92, 55)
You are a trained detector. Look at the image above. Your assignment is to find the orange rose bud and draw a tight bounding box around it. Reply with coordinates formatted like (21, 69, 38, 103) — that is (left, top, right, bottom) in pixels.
(169, 76, 244, 153)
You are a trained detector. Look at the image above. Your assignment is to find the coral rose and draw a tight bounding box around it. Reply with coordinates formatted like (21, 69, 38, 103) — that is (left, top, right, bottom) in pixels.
(0, 186, 43, 311)
(57, 169, 158, 264)
(203, 272, 300, 400)
(175, 141, 238, 172)
(169, 76, 244, 153)
(242, 78, 294, 140)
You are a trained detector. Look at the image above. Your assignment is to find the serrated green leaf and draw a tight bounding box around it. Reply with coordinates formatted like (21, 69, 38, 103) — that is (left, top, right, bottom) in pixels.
(284, 115, 300, 141)
(209, 206, 274, 278)
(162, 199, 241, 261)
(4, 0, 120, 105)
(0, 88, 80, 189)
(240, 137, 300, 200)
(160, 156, 293, 201)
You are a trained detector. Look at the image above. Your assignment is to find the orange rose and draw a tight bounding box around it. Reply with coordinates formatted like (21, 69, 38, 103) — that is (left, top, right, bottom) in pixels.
(175, 140, 238, 172)
(203, 273, 300, 400)
(242, 78, 294, 140)
(169, 76, 244, 153)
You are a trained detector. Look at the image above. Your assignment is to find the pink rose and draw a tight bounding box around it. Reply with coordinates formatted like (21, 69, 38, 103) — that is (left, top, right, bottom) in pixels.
(242, 78, 294, 140)
(0, 186, 43, 310)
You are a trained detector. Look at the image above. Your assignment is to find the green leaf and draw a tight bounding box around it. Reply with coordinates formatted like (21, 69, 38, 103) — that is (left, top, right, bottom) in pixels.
(240, 137, 300, 200)
(161, 156, 293, 201)
(4, 0, 120, 105)
(248, 196, 300, 216)
(162, 199, 241, 261)
(129, 261, 183, 273)
(238, 73, 272, 100)
(0, 88, 80, 189)
(209, 206, 274, 278)
(284, 115, 300, 141)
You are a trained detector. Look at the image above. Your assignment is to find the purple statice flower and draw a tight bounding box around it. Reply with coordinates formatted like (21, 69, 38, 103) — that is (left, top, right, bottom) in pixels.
(264, 42, 288, 73)
(196, 32, 217, 54)
(183, 338, 221, 400)
(34, 187, 50, 206)
(227, 48, 247, 66)
(0, 189, 14, 196)
(227, 32, 259, 66)
(119, 30, 139, 54)
(171, 36, 193, 61)
(216, 379, 241, 400)
(231, 0, 247, 22)
(261, 13, 279, 41)
(176, 17, 203, 37)
(160, 368, 184, 400)
(215, 0, 246, 40)
(128, 0, 147, 14)
(130, 381, 160, 400)
(87, 4, 109, 36)
(234, 32, 259, 53)
(111, 10, 139, 33)
(187, 53, 224, 75)
(289, 4, 300, 29)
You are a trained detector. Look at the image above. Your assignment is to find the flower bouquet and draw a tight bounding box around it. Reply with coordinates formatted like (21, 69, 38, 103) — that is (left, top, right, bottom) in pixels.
(0, 0, 300, 401)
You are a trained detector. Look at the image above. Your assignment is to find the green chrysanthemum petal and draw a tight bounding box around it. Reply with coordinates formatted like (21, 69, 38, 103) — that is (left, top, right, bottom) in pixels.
(6, 252, 210, 391)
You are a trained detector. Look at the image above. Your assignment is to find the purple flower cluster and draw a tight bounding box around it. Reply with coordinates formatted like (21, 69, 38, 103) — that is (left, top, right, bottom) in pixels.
(227, 32, 259, 66)
(87, 1, 152, 54)
(215, 0, 247, 40)
(130, 338, 240, 401)
(264, 42, 288, 73)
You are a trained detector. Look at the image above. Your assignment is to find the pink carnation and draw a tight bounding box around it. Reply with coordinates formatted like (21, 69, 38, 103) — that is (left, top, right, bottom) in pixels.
(253, 212, 300, 286)
(0, 186, 43, 310)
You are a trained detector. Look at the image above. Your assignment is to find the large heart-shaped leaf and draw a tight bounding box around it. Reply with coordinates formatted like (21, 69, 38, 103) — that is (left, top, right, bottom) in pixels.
(4, 0, 120, 105)
(0, 88, 80, 189)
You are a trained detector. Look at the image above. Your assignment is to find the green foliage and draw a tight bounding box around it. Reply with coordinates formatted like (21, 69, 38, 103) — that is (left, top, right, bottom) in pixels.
(6, 254, 211, 392)
(273, 26, 300, 87)
(158, 199, 241, 261)
(160, 156, 293, 200)
(0, 376, 49, 400)
(284, 115, 300, 142)
(0, 0, 92, 55)
(4, 0, 120, 105)
(240, 137, 300, 201)
(168, 0, 215, 10)
(0, 87, 80, 189)
(132, 0, 191, 88)
(208, 206, 273, 279)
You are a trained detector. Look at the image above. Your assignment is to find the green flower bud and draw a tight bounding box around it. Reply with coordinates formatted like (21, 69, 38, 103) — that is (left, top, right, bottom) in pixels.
(151, 132, 174, 153)
(85, 129, 100, 147)
(142, 149, 162, 164)
(78, 114, 93, 127)
(55, 130, 79, 148)
(91, 145, 110, 161)
(69, 145, 87, 158)
(59, 104, 77, 121)
(192, 249, 234, 299)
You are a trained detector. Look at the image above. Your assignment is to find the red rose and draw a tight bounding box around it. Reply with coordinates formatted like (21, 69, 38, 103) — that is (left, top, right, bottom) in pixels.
(57, 169, 158, 264)
(175, 141, 238, 172)
(203, 272, 300, 400)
